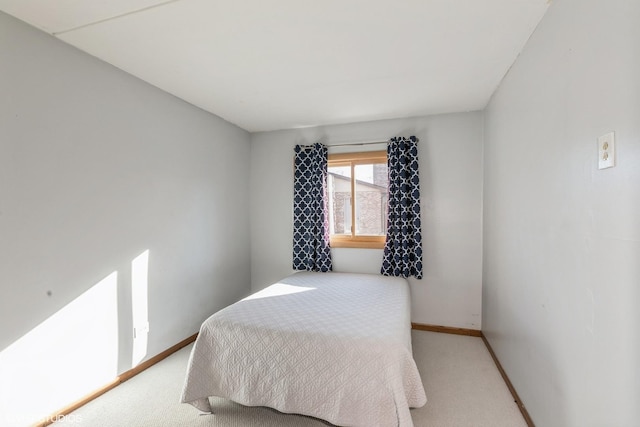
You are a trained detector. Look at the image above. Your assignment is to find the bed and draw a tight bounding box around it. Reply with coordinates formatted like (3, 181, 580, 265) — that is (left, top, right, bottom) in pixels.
(180, 271, 426, 426)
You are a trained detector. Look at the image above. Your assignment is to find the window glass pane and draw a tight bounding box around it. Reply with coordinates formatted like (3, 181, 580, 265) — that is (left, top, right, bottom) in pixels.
(354, 163, 388, 236)
(328, 165, 351, 235)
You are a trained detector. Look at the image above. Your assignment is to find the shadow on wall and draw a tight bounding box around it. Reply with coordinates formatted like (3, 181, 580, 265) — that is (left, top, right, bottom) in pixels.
(0, 250, 150, 426)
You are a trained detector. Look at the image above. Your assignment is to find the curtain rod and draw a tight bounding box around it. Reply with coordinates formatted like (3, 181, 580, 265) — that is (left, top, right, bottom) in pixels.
(299, 140, 387, 150)
(327, 141, 387, 148)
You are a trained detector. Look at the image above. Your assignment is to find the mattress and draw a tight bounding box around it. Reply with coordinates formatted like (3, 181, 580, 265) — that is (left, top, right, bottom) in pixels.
(180, 271, 426, 426)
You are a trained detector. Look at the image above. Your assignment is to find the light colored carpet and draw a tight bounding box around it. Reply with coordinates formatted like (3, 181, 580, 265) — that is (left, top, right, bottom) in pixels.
(59, 331, 527, 427)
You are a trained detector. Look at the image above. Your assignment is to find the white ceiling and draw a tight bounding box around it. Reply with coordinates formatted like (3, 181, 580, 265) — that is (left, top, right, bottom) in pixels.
(1, 0, 549, 132)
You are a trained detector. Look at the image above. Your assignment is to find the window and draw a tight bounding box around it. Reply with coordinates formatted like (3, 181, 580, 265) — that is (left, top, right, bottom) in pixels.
(327, 150, 388, 249)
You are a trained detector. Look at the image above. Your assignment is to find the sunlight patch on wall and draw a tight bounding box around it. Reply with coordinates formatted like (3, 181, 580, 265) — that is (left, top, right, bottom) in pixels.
(131, 250, 149, 367)
(0, 272, 119, 426)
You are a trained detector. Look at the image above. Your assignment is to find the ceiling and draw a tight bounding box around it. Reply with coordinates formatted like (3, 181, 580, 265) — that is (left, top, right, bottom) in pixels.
(1, 0, 550, 132)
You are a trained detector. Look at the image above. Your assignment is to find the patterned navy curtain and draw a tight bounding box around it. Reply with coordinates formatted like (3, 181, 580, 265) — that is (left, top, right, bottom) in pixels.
(381, 136, 423, 279)
(292, 143, 333, 272)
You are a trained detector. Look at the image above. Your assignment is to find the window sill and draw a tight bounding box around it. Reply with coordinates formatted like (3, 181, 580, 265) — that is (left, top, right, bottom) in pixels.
(330, 236, 385, 249)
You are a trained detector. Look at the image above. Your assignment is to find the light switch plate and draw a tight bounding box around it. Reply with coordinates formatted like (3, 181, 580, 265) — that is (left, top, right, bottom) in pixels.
(598, 132, 615, 169)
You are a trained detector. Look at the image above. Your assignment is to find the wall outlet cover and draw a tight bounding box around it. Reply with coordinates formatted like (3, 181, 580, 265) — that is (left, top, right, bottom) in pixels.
(598, 132, 615, 169)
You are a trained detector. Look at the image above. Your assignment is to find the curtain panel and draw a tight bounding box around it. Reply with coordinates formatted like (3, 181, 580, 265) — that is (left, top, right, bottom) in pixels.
(292, 143, 333, 272)
(381, 136, 423, 279)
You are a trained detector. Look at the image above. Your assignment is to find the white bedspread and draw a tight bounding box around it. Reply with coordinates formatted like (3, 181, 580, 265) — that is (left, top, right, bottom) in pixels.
(180, 271, 426, 426)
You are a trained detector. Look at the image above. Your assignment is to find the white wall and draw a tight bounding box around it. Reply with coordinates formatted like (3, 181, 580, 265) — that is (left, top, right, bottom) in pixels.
(0, 12, 251, 424)
(483, 0, 640, 426)
(251, 113, 483, 328)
